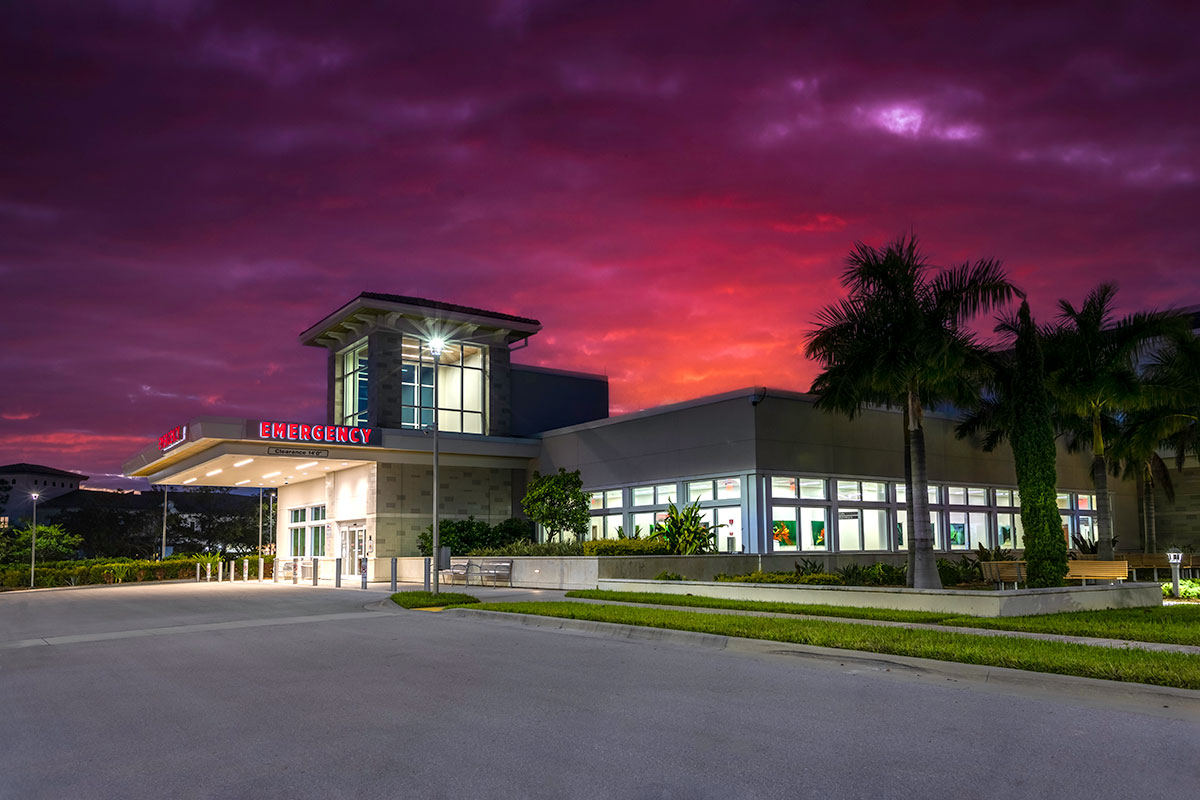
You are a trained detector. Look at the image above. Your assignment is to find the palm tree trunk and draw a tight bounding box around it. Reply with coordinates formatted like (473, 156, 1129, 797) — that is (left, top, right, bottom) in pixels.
(1092, 413, 1114, 559)
(904, 408, 915, 588)
(1145, 471, 1157, 554)
(908, 393, 942, 589)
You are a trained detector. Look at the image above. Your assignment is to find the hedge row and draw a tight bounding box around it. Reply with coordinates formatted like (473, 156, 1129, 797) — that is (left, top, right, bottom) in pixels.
(0, 556, 275, 589)
(582, 539, 671, 556)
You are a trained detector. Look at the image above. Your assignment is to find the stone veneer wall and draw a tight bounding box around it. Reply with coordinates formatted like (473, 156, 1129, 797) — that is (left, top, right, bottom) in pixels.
(368, 330, 405, 429)
(371, 462, 516, 557)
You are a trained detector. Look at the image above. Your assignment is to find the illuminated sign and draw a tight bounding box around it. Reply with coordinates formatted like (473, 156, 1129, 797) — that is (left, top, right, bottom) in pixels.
(159, 425, 187, 451)
(256, 421, 377, 446)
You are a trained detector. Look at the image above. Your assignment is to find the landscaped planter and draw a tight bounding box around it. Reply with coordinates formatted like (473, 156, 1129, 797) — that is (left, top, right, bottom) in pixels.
(597, 578, 1164, 617)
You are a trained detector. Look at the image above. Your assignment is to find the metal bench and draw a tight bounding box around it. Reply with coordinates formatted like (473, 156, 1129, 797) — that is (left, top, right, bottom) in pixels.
(440, 558, 472, 586)
(476, 558, 513, 587)
(980, 560, 1026, 590)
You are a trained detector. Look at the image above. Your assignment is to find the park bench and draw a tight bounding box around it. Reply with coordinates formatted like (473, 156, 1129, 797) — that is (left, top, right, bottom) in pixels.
(439, 558, 513, 587)
(1065, 560, 1128, 585)
(1123, 553, 1194, 581)
(476, 559, 514, 587)
(980, 560, 1026, 590)
(440, 558, 472, 586)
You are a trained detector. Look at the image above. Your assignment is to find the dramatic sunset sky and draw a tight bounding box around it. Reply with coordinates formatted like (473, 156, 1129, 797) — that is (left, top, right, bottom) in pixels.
(3, 1, 1198, 487)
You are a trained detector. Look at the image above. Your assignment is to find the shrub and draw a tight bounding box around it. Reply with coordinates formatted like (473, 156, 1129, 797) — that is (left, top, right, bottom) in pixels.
(653, 571, 685, 581)
(794, 558, 827, 576)
(468, 541, 584, 556)
(937, 556, 981, 586)
(583, 538, 671, 556)
(715, 570, 844, 585)
(418, 516, 533, 556)
(648, 501, 719, 555)
(1163, 579, 1200, 600)
(837, 562, 907, 586)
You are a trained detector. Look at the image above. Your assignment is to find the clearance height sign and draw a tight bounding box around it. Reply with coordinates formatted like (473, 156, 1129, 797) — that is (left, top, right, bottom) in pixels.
(255, 421, 379, 446)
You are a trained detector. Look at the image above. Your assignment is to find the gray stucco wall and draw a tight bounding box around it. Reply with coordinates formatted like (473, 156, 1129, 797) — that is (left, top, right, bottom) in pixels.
(510, 366, 609, 435)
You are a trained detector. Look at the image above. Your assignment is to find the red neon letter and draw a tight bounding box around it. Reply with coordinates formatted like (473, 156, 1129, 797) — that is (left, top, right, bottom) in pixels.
(360, 428, 373, 444)
(287, 423, 299, 439)
(259, 422, 270, 438)
(312, 426, 324, 441)
(272, 422, 286, 439)
(336, 427, 348, 443)
(299, 424, 311, 440)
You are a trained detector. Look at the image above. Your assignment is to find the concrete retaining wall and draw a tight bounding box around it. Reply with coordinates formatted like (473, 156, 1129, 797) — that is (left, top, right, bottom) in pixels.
(597, 578, 1163, 617)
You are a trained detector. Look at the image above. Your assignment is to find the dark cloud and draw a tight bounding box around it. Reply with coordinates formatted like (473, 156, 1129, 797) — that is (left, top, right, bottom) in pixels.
(2, 1, 1198, 480)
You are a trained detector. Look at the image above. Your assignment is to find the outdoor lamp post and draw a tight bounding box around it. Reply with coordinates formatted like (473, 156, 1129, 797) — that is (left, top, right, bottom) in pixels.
(1167, 546, 1183, 599)
(429, 335, 445, 594)
(29, 492, 39, 589)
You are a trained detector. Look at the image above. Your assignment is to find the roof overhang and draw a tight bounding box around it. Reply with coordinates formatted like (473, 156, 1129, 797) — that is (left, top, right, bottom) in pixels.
(299, 293, 542, 350)
(123, 416, 540, 488)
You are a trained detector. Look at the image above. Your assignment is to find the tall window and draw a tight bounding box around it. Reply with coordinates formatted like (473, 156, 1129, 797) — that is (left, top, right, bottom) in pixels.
(288, 505, 326, 558)
(340, 341, 369, 427)
(399, 337, 486, 434)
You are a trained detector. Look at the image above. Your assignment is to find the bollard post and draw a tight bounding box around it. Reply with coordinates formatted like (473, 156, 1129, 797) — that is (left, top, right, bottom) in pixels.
(218, 561, 223, 582)
(273, 557, 278, 582)
(206, 563, 212, 582)
(292, 557, 299, 585)
(423, 557, 430, 592)
(230, 561, 235, 582)
(391, 557, 397, 593)
(335, 557, 342, 588)
(360, 557, 367, 589)
(258, 557, 263, 582)
(1168, 547, 1184, 598)
(196, 563, 201, 582)
(313, 557, 319, 586)
(244, 558, 249, 582)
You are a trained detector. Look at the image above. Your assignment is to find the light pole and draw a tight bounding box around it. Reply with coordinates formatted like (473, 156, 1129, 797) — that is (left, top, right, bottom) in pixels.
(161, 484, 168, 560)
(29, 492, 39, 589)
(429, 335, 445, 594)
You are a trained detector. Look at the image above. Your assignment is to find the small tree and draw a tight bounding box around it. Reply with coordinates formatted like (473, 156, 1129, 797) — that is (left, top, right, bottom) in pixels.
(0, 524, 83, 564)
(521, 468, 590, 542)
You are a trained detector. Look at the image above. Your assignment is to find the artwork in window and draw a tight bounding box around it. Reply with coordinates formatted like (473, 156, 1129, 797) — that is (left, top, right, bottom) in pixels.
(810, 520, 826, 548)
(949, 522, 966, 547)
(772, 519, 797, 547)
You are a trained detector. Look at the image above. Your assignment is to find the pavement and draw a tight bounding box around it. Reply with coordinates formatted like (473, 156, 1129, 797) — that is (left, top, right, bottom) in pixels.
(2, 582, 1199, 799)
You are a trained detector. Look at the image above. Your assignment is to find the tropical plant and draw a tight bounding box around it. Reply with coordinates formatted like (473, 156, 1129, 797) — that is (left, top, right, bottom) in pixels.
(648, 501, 721, 555)
(974, 543, 1015, 562)
(521, 468, 591, 542)
(956, 301, 1067, 587)
(1043, 283, 1191, 559)
(805, 233, 1015, 588)
(794, 558, 827, 576)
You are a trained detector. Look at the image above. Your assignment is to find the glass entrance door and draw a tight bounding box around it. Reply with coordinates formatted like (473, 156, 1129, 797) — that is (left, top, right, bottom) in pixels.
(341, 525, 366, 574)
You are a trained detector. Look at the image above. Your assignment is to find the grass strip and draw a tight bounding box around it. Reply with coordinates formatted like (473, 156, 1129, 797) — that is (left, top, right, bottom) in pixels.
(568, 590, 1200, 647)
(565, 589, 958, 624)
(940, 605, 1200, 647)
(391, 590, 480, 609)
(474, 601, 1200, 689)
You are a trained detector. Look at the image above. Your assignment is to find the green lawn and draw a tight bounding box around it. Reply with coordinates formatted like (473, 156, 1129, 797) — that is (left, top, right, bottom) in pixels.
(391, 590, 480, 609)
(564, 590, 1200, 647)
(472, 601, 1200, 689)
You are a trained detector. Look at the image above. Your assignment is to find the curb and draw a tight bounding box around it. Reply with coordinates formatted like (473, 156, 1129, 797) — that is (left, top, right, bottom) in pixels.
(442, 607, 1200, 721)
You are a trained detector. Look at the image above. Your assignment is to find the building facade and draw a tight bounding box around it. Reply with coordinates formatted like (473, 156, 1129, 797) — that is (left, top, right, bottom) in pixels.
(124, 293, 1163, 577)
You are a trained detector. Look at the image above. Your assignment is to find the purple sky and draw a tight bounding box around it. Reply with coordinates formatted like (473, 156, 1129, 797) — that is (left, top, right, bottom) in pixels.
(2, 1, 1198, 488)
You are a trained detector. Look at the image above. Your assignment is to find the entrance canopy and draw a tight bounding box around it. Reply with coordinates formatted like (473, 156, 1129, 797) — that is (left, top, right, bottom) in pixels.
(123, 416, 540, 487)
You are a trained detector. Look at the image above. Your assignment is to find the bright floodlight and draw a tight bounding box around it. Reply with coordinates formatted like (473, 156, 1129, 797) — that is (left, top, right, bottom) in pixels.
(429, 336, 446, 356)
(31, 492, 40, 501)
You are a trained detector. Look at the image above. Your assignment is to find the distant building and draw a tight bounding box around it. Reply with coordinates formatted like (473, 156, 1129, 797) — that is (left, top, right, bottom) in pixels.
(0, 463, 88, 527)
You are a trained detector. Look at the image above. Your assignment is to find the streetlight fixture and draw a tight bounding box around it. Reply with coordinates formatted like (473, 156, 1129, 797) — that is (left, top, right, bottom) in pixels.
(1167, 546, 1183, 599)
(429, 335, 445, 594)
(30, 492, 39, 589)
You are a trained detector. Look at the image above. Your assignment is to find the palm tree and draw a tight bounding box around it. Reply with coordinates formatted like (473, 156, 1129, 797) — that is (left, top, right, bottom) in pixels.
(956, 301, 1068, 586)
(1110, 329, 1200, 552)
(805, 234, 1015, 588)
(1043, 284, 1191, 559)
